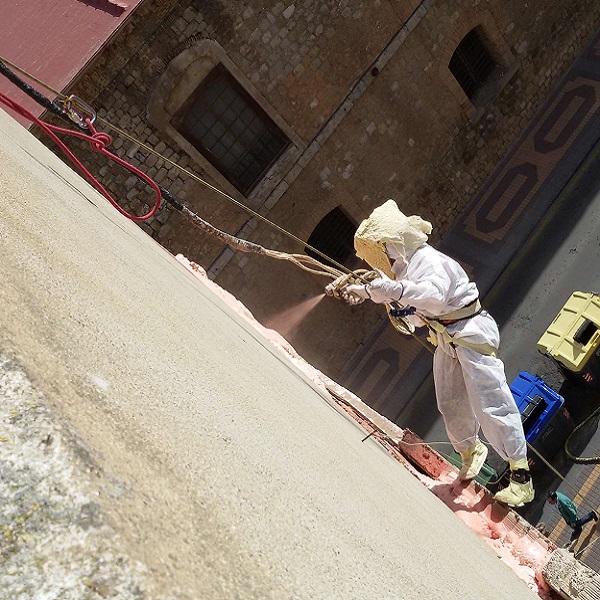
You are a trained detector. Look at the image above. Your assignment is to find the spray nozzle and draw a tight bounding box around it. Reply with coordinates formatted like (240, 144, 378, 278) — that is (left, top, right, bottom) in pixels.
(325, 269, 381, 305)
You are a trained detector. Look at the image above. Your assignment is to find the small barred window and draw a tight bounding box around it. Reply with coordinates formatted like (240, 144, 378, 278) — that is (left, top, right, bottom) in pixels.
(449, 28, 496, 100)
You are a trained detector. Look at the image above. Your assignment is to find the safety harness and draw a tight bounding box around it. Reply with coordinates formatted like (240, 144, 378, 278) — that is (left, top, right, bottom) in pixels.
(423, 299, 498, 357)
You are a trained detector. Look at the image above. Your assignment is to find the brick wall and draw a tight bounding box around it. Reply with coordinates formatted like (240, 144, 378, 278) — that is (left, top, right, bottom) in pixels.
(59, 0, 600, 378)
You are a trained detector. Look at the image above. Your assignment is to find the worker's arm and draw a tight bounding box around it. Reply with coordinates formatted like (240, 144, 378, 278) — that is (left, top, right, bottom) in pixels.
(347, 269, 451, 313)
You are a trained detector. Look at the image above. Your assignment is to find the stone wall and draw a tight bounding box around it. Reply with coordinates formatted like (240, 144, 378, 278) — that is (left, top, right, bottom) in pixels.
(60, 0, 600, 378)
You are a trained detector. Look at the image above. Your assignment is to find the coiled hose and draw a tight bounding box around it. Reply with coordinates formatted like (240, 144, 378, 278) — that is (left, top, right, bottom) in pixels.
(564, 404, 600, 463)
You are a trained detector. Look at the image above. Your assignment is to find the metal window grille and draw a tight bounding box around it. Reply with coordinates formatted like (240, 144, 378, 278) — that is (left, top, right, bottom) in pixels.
(449, 28, 496, 99)
(305, 207, 357, 268)
(173, 64, 290, 195)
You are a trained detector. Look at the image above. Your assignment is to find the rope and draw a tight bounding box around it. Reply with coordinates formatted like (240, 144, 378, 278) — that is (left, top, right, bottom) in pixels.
(0, 56, 362, 289)
(0, 57, 61, 99)
(159, 188, 342, 279)
(0, 56, 352, 275)
(0, 60, 70, 122)
(0, 89, 162, 222)
(0, 57, 357, 285)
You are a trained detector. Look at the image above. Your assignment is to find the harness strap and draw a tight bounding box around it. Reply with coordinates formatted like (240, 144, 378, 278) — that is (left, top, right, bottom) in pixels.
(433, 298, 482, 324)
(427, 320, 497, 357)
(425, 300, 497, 356)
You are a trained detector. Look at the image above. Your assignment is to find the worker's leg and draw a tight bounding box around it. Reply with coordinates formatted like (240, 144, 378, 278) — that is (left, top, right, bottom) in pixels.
(450, 312, 533, 505)
(434, 343, 488, 480)
(456, 347, 526, 462)
(433, 345, 479, 454)
(457, 346, 534, 505)
(570, 524, 583, 542)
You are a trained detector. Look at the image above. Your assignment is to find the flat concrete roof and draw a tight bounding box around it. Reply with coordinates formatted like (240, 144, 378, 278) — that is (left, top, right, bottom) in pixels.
(0, 109, 539, 599)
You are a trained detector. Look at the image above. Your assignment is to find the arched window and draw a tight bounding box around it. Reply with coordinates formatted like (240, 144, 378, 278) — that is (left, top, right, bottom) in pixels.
(306, 207, 358, 268)
(449, 28, 496, 100)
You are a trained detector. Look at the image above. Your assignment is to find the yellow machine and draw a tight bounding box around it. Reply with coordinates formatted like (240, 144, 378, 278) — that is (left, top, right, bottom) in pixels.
(537, 291, 600, 387)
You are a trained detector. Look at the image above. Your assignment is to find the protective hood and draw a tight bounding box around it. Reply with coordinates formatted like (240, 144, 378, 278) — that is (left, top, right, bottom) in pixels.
(354, 200, 432, 278)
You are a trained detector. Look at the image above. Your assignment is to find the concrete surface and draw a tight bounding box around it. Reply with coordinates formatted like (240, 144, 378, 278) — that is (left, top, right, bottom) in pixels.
(542, 550, 600, 599)
(0, 350, 149, 599)
(0, 107, 540, 599)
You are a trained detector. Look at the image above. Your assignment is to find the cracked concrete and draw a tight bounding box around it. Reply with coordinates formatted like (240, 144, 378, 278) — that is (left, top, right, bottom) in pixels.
(0, 352, 149, 599)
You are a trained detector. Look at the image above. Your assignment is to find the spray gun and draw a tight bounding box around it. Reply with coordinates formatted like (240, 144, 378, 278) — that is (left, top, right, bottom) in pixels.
(326, 271, 434, 353)
(325, 270, 418, 337)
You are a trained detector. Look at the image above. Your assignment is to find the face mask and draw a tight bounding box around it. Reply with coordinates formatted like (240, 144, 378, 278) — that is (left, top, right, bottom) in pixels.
(385, 242, 408, 276)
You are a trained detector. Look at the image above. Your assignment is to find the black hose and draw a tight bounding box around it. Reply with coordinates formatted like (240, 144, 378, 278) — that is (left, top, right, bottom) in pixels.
(0, 60, 70, 123)
(564, 404, 600, 463)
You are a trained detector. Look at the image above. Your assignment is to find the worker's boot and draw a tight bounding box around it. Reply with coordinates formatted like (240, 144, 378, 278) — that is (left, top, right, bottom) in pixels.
(458, 440, 488, 481)
(493, 459, 534, 507)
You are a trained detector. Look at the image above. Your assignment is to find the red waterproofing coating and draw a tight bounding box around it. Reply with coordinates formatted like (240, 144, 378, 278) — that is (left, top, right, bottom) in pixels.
(0, 0, 142, 124)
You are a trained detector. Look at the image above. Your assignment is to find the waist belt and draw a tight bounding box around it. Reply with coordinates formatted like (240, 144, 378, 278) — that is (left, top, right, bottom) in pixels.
(434, 298, 482, 325)
(425, 299, 497, 357)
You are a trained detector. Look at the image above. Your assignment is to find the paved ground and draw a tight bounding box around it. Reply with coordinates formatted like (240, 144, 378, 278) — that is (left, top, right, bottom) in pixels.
(0, 109, 541, 599)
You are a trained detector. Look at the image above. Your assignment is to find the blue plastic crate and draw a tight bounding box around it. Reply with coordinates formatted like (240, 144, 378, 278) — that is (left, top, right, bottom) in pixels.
(509, 372, 574, 463)
(509, 372, 565, 443)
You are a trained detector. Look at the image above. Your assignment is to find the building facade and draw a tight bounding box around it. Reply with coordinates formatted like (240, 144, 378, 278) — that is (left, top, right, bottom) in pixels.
(58, 0, 600, 417)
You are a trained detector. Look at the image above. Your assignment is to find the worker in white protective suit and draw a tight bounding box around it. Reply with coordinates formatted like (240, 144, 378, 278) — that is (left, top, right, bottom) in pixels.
(339, 200, 534, 507)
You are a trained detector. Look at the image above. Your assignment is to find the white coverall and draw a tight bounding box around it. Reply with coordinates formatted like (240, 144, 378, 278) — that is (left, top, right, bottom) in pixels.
(389, 243, 527, 463)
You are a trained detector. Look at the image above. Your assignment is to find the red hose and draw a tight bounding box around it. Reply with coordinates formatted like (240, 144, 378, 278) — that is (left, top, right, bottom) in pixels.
(0, 91, 161, 221)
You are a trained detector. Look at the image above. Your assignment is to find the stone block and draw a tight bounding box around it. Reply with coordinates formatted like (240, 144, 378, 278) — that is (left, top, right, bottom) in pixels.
(542, 549, 600, 599)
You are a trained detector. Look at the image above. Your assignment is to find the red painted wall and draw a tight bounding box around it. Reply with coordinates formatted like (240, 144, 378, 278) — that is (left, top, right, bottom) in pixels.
(0, 0, 143, 125)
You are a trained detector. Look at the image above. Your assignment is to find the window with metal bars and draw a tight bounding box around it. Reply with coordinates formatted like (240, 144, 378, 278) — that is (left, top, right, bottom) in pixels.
(305, 207, 358, 269)
(449, 28, 496, 100)
(173, 64, 290, 196)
